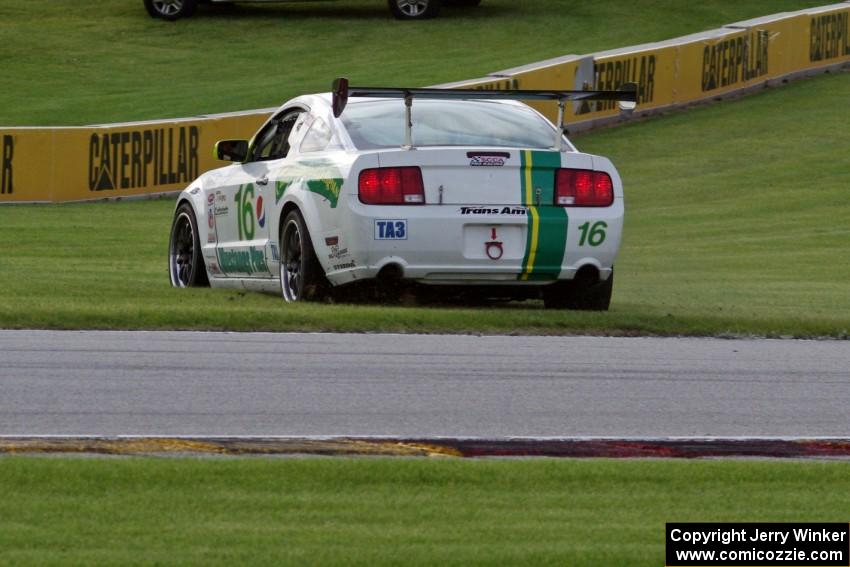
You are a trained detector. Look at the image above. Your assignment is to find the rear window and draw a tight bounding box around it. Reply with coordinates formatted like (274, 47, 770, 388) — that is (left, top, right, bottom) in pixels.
(340, 99, 557, 150)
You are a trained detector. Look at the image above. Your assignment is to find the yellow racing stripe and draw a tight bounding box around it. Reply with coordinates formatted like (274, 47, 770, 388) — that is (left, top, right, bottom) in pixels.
(522, 206, 540, 280)
(521, 150, 540, 280)
(523, 150, 534, 205)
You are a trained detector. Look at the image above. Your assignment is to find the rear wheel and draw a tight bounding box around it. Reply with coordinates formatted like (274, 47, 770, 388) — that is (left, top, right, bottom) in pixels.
(143, 0, 198, 20)
(388, 0, 442, 19)
(280, 210, 327, 302)
(543, 269, 613, 311)
(168, 203, 209, 288)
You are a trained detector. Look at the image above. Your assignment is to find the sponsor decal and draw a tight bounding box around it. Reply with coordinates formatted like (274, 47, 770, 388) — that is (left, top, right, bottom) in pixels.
(275, 180, 292, 204)
(332, 261, 356, 271)
(701, 30, 769, 93)
(328, 246, 349, 260)
(460, 206, 526, 216)
(517, 150, 568, 282)
(214, 189, 228, 215)
(206, 192, 214, 203)
(325, 235, 350, 260)
(256, 195, 265, 228)
(88, 126, 199, 191)
(270, 243, 280, 262)
(207, 205, 215, 231)
(218, 246, 268, 274)
(374, 219, 407, 240)
(306, 178, 343, 207)
(275, 176, 342, 207)
(1, 135, 12, 195)
(208, 260, 222, 275)
(271, 159, 345, 207)
(468, 152, 509, 167)
(810, 12, 850, 62)
(470, 156, 505, 167)
(189, 186, 200, 195)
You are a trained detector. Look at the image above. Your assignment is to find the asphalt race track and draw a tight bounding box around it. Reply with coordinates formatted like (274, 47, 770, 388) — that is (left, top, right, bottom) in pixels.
(0, 330, 848, 437)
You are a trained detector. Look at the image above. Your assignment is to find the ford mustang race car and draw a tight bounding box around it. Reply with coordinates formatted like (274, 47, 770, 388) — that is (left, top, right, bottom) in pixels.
(168, 78, 636, 309)
(144, 0, 479, 20)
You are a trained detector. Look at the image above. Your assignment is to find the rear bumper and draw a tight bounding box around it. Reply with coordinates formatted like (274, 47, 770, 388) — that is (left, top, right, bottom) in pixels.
(322, 195, 623, 286)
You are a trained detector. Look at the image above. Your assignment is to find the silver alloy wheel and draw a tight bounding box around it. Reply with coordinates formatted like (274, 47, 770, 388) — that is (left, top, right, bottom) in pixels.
(281, 219, 303, 302)
(395, 0, 430, 17)
(151, 0, 184, 16)
(169, 211, 195, 288)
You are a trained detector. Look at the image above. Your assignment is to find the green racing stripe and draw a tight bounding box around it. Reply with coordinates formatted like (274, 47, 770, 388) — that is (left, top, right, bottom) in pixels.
(518, 150, 568, 281)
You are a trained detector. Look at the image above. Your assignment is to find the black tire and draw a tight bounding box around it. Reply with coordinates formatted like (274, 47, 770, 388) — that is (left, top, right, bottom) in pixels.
(143, 0, 198, 20)
(168, 203, 209, 288)
(543, 270, 613, 311)
(446, 0, 481, 6)
(279, 210, 328, 302)
(388, 0, 442, 19)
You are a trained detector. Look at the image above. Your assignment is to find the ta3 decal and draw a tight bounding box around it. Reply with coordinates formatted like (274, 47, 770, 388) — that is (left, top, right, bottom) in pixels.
(374, 219, 407, 240)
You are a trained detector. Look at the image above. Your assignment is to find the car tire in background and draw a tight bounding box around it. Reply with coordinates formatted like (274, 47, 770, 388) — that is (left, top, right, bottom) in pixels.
(543, 269, 614, 311)
(168, 203, 209, 288)
(280, 210, 327, 302)
(143, 0, 198, 20)
(388, 0, 442, 19)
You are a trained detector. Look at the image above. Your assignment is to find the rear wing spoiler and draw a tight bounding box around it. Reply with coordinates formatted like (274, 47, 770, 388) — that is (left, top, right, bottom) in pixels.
(331, 77, 638, 150)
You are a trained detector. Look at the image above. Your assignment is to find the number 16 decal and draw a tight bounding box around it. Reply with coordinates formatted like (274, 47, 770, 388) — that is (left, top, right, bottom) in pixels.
(578, 221, 607, 246)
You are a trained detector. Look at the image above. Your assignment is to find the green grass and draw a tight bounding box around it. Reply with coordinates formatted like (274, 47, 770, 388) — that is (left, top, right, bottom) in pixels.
(1, 457, 848, 566)
(2, 71, 849, 336)
(1, 0, 847, 336)
(0, 0, 827, 126)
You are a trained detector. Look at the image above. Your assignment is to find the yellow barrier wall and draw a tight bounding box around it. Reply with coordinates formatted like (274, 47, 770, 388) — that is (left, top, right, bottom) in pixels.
(469, 3, 847, 128)
(799, 3, 850, 69)
(3, 2, 849, 203)
(0, 111, 271, 203)
(676, 27, 770, 102)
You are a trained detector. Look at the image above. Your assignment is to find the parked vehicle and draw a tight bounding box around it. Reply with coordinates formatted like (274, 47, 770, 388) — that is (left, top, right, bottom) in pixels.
(144, 0, 481, 20)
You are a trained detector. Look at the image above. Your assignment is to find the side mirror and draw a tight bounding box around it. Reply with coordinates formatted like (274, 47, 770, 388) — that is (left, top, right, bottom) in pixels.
(215, 139, 249, 162)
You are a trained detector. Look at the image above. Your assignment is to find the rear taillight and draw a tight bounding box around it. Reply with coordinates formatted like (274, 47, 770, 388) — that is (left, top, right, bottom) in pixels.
(359, 167, 425, 205)
(555, 168, 614, 207)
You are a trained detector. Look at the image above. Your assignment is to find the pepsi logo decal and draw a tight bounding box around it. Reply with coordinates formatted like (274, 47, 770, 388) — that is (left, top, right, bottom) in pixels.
(256, 195, 265, 228)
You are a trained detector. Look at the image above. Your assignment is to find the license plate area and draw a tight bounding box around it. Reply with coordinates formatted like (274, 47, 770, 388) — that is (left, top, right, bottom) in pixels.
(462, 224, 525, 260)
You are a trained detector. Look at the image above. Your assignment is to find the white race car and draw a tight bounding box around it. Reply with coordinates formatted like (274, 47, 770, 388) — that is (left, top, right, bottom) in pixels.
(144, 0, 478, 20)
(168, 79, 636, 309)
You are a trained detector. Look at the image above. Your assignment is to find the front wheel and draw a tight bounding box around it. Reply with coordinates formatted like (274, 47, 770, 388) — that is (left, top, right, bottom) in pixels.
(143, 0, 198, 20)
(279, 210, 327, 302)
(388, 0, 442, 19)
(168, 203, 209, 288)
